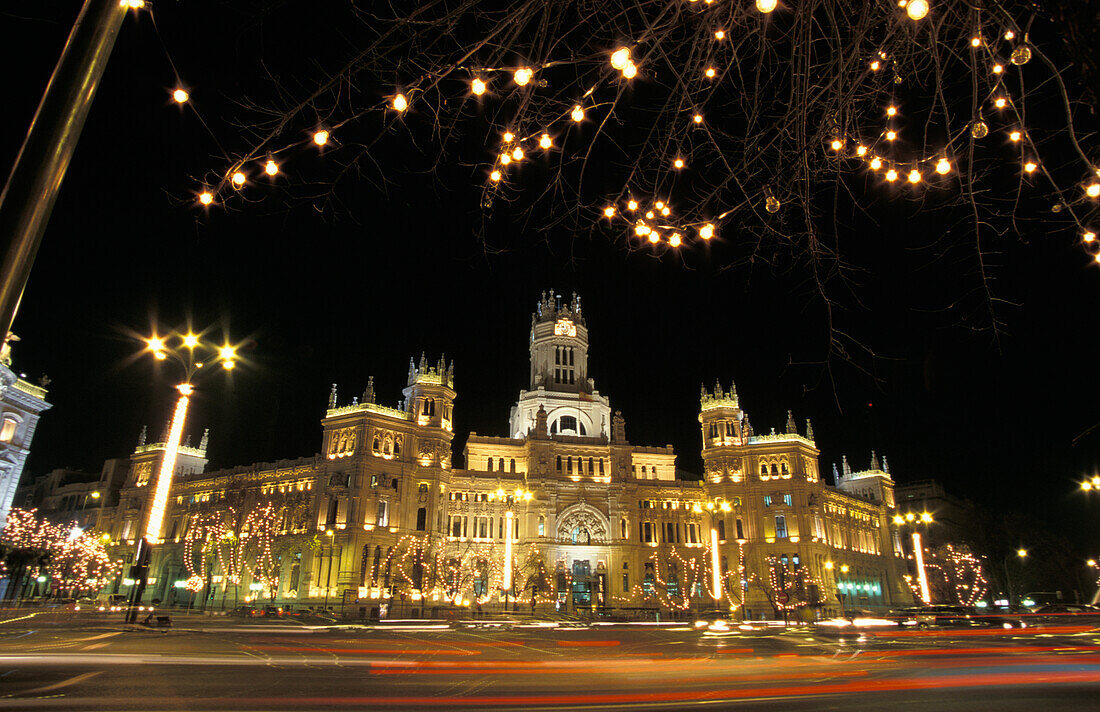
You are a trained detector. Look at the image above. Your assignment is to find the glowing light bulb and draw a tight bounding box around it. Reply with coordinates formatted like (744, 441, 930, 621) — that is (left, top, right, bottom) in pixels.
(645, 211, 655, 219)
(705, 67, 716, 78)
(908, 169, 922, 183)
(830, 139, 843, 151)
(970, 37, 981, 48)
(603, 206, 616, 218)
(622, 63, 637, 79)
(674, 158, 684, 169)
(669, 233, 682, 247)
(514, 68, 533, 86)
(500, 153, 512, 165)
(935, 158, 951, 175)
(886, 168, 899, 182)
(992, 64, 1003, 74)
(756, 0, 777, 13)
(906, 0, 929, 20)
(635, 223, 650, 236)
(172, 88, 189, 104)
(219, 345, 236, 361)
(511, 147, 524, 161)
(571, 105, 585, 122)
(655, 201, 665, 209)
(765, 195, 780, 213)
(1004, 30, 1015, 40)
(313, 130, 329, 146)
(886, 131, 897, 141)
(503, 132, 514, 143)
(471, 78, 487, 95)
(627, 200, 638, 211)
(121, 0, 145, 9)
(715, 30, 726, 40)
(1010, 46, 1031, 66)
(264, 160, 279, 176)
(994, 97, 1007, 108)
(648, 232, 661, 244)
(610, 47, 631, 71)
(490, 170, 502, 182)
(886, 105, 897, 117)
(699, 223, 715, 240)
(198, 191, 213, 206)
(539, 134, 552, 149)
(1009, 130, 1022, 142)
(1084, 231, 1096, 242)
(183, 333, 199, 348)
(231, 171, 246, 187)
(660, 206, 671, 216)
(1023, 161, 1037, 173)
(146, 336, 165, 352)
(870, 60, 880, 71)
(856, 145, 868, 157)
(693, 114, 703, 124)
(392, 94, 408, 112)
(1087, 183, 1100, 198)
(1094, 253, 1100, 264)
(870, 157, 883, 170)
(971, 121, 989, 138)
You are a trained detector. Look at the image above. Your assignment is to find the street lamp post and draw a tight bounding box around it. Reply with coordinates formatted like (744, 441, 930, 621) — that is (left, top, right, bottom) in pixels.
(1002, 548, 1028, 607)
(124, 330, 238, 623)
(323, 529, 335, 611)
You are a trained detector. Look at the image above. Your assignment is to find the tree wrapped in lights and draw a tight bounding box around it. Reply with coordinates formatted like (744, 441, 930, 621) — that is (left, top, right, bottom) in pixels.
(754, 554, 826, 620)
(0, 508, 119, 598)
(906, 543, 989, 606)
(163, 0, 1098, 347)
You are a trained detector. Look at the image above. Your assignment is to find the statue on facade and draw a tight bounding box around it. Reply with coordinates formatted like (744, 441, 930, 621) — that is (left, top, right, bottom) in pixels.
(0, 332, 18, 367)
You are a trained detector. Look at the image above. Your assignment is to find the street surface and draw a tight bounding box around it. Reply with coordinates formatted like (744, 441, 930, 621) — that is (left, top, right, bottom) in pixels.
(1, 613, 1099, 710)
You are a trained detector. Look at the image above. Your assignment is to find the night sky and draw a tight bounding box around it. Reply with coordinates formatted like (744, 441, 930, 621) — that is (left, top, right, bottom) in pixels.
(2, 3, 1098, 546)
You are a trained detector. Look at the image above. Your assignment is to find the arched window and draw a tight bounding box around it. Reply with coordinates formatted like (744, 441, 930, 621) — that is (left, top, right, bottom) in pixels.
(556, 456, 562, 471)
(781, 462, 788, 475)
(566, 457, 573, 474)
(416, 507, 427, 531)
(487, 457, 494, 472)
(599, 459, 605, 475)
(641, 465, 647, 477)
(498, 457, 505, 472)
(0, 416, 16, 443)
(771, 464, 779, 475)
(538, 515, 545, 537)
(373, 437, 381, 454)
(760, 463, 768, 476)
(620, 518, 628, 539)
(510, 459, 516, 473)
(393, 438, 401, 456)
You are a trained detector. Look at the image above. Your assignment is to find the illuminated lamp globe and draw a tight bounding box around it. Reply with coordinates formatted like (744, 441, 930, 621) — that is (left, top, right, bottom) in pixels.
(856, 145, 868, 156)
(603, 206, 616, 218)
(172, 88, 189, 104)
(231, 171, 246, 187)
(674, 158, 684, 169)
(1024, 161, 1038, 174)
(1087, 182, 1100, 198)
(490, 170, 502, 182)
(1084, 232, 1096, 243)
(513, 68, 533, 86)
(715, 30, 726, 40)
(198, 191, 213, 206)
(886, 131, 897, 141)
(660, 206, 671, 216)
(539, 134, 552, 149)
(392, 94, 408, 112)
(885, 169, 899, 182)
(970, 121, 988, 139)
(610, 47, 631, 71)
(765, 195, 781, 213)
(994, 97, 1007, 109)
(992, 64, 1004, 75)
(908, 169, 922, 183)
(500, 153, 511, 165)
(756, 0, 777, 13)
(471, 78, 487, 96)
(627, 200, 638, 211)
(571, 105, 585, 122)
(693, 114, 703, 124)
(935, 158, 951, 175)
(669, 233, 682, 247)
(699, 223, 715, 240)
(264, 160, 279, 176)
(704, 67, 716, 78)
(906, 0, 929, 20)
(647, 232, 661, 244)
(869, 157, 883, 170)
(622, 62, 638, 79)
(1010, 46, 1031, 66)
(511, 147, 524, 161)
(313, 130, 329, 146)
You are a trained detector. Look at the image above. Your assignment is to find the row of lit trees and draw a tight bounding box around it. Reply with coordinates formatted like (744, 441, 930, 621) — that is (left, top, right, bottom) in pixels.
(0, 508, 119, 600)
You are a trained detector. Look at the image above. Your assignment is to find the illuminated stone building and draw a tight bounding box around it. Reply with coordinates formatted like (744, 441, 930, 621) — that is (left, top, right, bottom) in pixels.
(0, 360, 51, 530)
(97, 293, 913, 617)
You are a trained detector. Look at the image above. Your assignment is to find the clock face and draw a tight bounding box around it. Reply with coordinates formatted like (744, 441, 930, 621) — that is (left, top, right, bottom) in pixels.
(554, 319, 577, 337)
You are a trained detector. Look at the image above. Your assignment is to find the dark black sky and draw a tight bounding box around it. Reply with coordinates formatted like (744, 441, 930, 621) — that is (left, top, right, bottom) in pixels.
(2, 3, 1098, 546)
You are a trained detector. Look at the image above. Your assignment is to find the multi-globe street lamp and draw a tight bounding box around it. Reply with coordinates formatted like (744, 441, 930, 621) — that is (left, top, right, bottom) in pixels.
(124, 329, 238, 622)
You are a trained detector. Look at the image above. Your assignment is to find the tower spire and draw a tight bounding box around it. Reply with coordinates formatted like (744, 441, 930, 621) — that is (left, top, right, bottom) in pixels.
(785, 410, 797, 434)
(328, 383, 337, 409)
(137, 425, 147, 447)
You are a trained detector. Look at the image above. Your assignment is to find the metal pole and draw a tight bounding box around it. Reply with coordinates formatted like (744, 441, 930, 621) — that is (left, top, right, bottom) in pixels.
(0, 0, 129, 337)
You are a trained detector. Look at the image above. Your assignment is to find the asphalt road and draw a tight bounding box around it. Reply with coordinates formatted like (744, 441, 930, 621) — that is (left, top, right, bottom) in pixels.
(1, 617, 1099, 710)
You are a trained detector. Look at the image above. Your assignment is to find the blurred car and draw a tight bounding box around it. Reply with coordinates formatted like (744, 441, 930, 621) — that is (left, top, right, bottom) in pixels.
(1026, 603, 1100, 628)
(693, 608, 740, 632)
(893, 605, 1026, 629)
(262, 604, 284, 617)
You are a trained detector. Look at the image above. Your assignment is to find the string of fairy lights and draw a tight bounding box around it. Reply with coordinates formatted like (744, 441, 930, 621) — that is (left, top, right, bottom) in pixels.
(902, 543, 989, 606)
(116, 0, 1099, 268)
(0, 508, 120, 594)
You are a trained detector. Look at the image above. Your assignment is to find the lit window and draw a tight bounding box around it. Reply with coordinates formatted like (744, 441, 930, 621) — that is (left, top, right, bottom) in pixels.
(1, 417, 17, 443)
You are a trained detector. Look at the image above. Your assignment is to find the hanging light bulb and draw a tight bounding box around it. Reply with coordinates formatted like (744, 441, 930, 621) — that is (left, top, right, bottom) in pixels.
(669, 233, 683, 247)
(885, 169, 899, 182)
(172, 88, 189, 104)
(500, 153, 512, 165)
(886, 131, 897, 141)
(471, 78, 487, 95)
(571, 105, 585, 122)
(490, 170, 502, 182)
(856, 145, 868, 156)
(715, 30, 726, 40)
(1023, 161, 1038, 173)
(313, 130, 330, 146)
(1010, 46, 1032, 66)
(648, 231, 661, 244)
(610, 47, 631, 71)
(1009, 130, 1022, 142)
(514, 68, 533, 86)
(627, 200, 638, 211)
(660, 206, 671, 216)
(870, 60, 881, 71)
(886, 105, 898, 117)
(870, 157, 883, 170)
(906, 0, 929, 20)
(935, 158, 951, 175)
(231, 171, 246, 187)
(765, 195, 781, 213)
(908, 169, 922, 183)
(392, 94, 408, 112)
(1084, 231, 1096, 243)
(992, 64, 1004, 74)
(699, 223, 715, 240)
(970, 37, 982, 48)
(830, 139, 843, 151)
(603, 206, 616, 218)
(511, 147, 524, 161)
(645, 211, 655, 219)
(674, 158, 685, 169)
(264, 159, 279, 176)
(693, 114, 703, 124)
(539, 134, 552, 149)
(622, 63, 638, 79)
(635, 223, 650, 236)
(994, 97, 1007, 108)
(1004, 30, 1016, 40)
(503, 132, 515, 143)
(198, 191, 213, 206)
(756, 0, 778, 13)
(705, 67, 716, 78)
(971, 121, 989, 138)
(1086, 182, 1100, 198)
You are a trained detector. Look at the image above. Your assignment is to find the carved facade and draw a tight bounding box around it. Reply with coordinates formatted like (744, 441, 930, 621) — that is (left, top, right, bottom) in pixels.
(95, 293, 912, 618)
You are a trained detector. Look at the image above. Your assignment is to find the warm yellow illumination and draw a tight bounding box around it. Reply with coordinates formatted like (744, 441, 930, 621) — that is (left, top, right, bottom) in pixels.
(121, 0, 146, 7)
(622, 63, 637, 79)
(1017, 548, 1028, 558)
(870, 60, 880, 71)
(715, 30, 726, 40)
(704, 67, 716, 78)
(627, 200, 638, 211)
(870, 157, 883, 170)
(669, 233, 682, 247)
(756, 0, 777, 13)
(825, 561, 834, 570)
(905, 512, 916, 522)
(908, 169, 922, 183)
(471, 78, 487, 96)
(146, 336, 165, 352)
(172, 88, 189, 104)
(603, 206, 616, 218)
(1083, 231, 1096, 243)
(1087, 183, 1100, 198)
(539, 133, 552, 149)
(886, 131, 897, 141)
(145, 389, 190, 540)
(218, 345, 236, 361)
(231, 171, 246, 186)
(920, 512, 933, 523)
(514, 68, 533, 86)
(711, 528, 722, 599)
(693, 114, 703, 124)
(503, 132, 514, 143)
(674, 158, 685, 169)
(1087, 559, 1097, 567)
(970, 36, 982, 48)
(610, 47, 631, 71)
(490, 170, 502, 182)
(893, 514, 905, 525)
(913, 531, 931, 603)
(500, 153, 512, 165)
(840, 564, 850, 573)
(971, 121, 989, 138)
(392, 94, 408, 112)
(1011, 46, 1032, 66)
(856, 145, 867, 157)
(198, 191, 213, 206)
(264, 160, 279, 176)
(1024, 161, 1038, 173)
(503, 511, 514, 591)
(994, 97, 1007, 108)
(906, 0, 929, 20)
(699, 223, 715, 240)
(1009, 130, 1022, 142)
(571, 105, 585, 122)
(655, 201, 664, 209)
(182, 333, 199, 348)
(935, 158, 951, 175)
(1004, 30, 1016, 40)
(660, 206, 671, 216)
(313, 130, 329, 146)
(511, 147, 524, 161)
(647, 231, 660, 244)
(886, 105, 897, 117)
(992, 64, 1004, 74)
(886, 169, 899, 182)
(830, 139, 843, 151)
